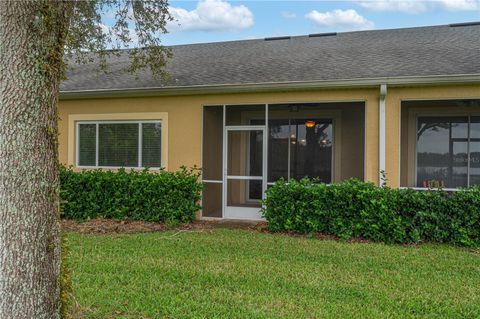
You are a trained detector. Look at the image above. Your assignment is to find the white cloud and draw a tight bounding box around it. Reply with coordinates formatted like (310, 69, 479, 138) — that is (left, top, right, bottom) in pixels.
(305, 9, 374, 30)
(357, 0, 479, 14)
(281, 11, 297, 19)
(168, 0, 254, 32)
(436, 0, 479, 11)
(358, 0, 427, 13)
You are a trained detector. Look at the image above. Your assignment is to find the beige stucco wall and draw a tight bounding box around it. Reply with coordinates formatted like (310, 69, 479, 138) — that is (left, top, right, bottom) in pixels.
(58, 84, 480, 188)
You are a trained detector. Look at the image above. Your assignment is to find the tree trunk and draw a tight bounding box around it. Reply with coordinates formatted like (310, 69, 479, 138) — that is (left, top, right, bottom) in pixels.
(0, 1, 73, 318)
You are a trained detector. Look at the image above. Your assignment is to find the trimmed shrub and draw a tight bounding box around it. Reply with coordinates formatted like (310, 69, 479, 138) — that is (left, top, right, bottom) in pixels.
(262, 179, 480, 246)
(60, 165, 202, 223)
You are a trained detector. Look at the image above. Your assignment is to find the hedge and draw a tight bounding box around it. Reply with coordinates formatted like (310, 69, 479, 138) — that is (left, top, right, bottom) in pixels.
(262, 179, 480, 247)
(60, 166, 202, 224)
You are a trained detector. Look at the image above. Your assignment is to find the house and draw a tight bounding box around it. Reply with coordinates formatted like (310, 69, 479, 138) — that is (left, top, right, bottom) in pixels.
(59, 22, 480, 220)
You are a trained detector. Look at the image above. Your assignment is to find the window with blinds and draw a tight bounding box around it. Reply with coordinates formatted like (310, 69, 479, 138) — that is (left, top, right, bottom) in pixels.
(76, 121, 162, 168)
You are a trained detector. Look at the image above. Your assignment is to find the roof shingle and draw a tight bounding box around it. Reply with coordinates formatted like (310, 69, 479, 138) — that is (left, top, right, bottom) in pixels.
(61, 23, 480, 92)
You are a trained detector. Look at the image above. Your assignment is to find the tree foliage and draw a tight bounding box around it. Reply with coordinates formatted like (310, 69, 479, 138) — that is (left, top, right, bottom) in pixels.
(65, 0, 172, 80)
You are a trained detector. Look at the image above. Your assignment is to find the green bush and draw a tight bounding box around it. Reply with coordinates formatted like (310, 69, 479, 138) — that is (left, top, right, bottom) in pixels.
(60, 166, 202, 223)
(262, 179, 480, 246)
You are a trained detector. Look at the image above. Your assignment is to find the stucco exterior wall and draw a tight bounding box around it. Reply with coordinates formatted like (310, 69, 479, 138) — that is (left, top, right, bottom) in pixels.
(58, 84, 480, 188)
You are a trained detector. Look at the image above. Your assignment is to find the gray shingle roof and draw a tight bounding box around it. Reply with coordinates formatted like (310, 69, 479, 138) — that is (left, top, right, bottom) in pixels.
(61, 23, 480, 92)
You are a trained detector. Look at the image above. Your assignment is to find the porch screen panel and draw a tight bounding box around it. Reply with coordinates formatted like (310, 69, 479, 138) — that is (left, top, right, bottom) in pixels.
(202, 183, 222, 217)
(247, 130, 264, 200)
(340, 104, 365, 181)
(225, 104, 265, 126)
(267, 119, 290, 182)
(290, 119, 333, 183)
(416, 116, 468, 188)
(267, 104, 335, 183)
(228, 130, 263, 177)
(227, 179, 262, 208)
(470, 117, 480, 185)
(203, 106, 223, 181)
(142, 123, 162, 168)
(98, 123, 139, 167)
(78, 124, 96, 166)
(202, 106, 223, 217)
(267, 104, 290, 183)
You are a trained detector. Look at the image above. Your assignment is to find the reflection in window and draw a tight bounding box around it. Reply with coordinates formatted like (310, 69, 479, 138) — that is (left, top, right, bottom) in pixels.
(416, 116, 480, 188)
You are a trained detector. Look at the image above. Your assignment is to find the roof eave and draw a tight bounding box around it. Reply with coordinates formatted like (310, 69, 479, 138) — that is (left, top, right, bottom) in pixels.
(59, 74, 480, 100)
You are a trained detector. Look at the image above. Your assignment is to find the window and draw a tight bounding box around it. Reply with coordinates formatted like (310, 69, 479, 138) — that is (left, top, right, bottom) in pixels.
(416, 116, 480, 188)
(77, 121, 162, 168)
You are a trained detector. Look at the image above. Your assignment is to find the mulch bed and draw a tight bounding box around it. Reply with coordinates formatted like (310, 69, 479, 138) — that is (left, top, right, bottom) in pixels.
(61, 218, 167, 234)
(61, 218, 266, 235)
(60, 218, 373, 244)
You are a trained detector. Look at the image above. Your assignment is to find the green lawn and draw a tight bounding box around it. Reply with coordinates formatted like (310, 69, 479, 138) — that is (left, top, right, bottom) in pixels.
(68, 229, 480, 319)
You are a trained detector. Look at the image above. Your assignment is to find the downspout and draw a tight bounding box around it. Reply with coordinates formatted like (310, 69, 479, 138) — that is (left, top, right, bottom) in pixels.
(379, 84, 387, 186)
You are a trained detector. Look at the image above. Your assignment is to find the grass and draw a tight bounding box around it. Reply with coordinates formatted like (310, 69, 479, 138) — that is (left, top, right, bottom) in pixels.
(67, 229, 480, 319)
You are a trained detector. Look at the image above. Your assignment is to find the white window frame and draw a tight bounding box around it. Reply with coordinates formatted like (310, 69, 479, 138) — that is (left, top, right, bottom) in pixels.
(76, 120, 162, 169)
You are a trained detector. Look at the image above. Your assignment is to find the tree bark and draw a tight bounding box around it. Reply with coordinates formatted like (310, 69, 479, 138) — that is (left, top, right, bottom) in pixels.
(0, 1, 74, 318)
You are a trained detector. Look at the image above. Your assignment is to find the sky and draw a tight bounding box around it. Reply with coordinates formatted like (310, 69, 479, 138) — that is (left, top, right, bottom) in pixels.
(154, 0, 480, 45)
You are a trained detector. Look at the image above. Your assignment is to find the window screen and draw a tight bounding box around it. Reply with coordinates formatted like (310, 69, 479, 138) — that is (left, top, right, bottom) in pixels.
(77, 121, 161, 168)
(99, 123, 139, 167)
(142, 123, 162, 168)
(78, 124, 96, 166)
